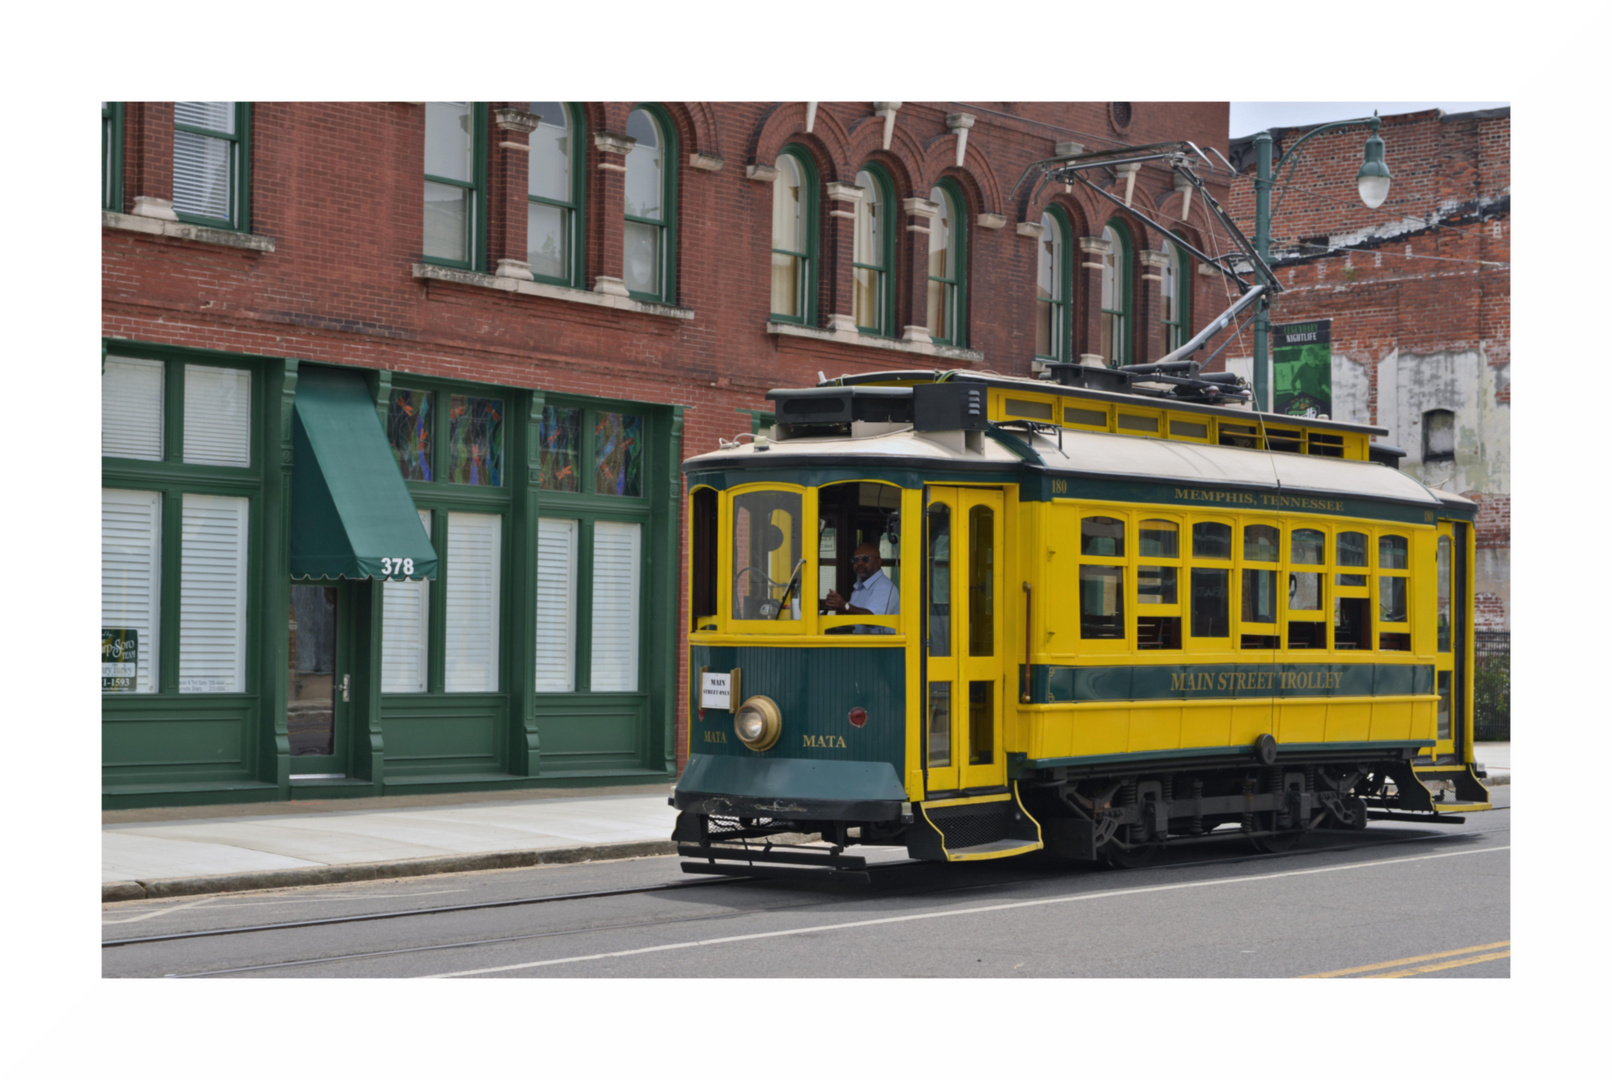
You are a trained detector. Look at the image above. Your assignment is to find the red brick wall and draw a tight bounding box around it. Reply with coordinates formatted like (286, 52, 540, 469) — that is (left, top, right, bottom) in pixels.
(1224, 108, 1510, 635)
(104, 101, 1236, 773)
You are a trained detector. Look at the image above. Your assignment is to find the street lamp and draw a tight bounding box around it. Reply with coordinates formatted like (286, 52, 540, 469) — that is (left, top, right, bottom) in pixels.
(1251, 112, 1391, 409)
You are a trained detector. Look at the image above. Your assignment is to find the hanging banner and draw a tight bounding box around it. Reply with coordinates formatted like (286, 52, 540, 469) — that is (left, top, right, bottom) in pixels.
(1272, 320, 1332, 418)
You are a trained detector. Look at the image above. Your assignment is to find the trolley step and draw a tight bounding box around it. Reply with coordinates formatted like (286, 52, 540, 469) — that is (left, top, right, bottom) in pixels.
(677, 841, 872, 883)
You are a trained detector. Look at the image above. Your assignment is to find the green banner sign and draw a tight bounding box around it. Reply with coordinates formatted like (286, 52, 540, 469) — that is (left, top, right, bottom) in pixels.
(1272, 320, 1331, 418)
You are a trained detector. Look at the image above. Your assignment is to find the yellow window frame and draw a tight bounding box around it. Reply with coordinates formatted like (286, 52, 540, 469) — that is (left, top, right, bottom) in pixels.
(1236, 516, 1283, 650)
(1282, 518, 1330, 653)
(1134, 511, 1185, 652)
(1184, 513, 1236, 654)
(1074, 507, 1130, 655)
(722, 481, 814, 637)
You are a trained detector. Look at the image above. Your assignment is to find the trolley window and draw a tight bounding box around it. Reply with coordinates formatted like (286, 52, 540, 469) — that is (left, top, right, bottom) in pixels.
(1377, 532, 1410, 651)
(928, 503, 950, 656)
(1137, 518, 1181, 651)
(1082, 516, 1126, 557)
(1336, 531, 1368, 586)
(1193, 521, 1232, 560)
(1437, 536, 1453, 653)
(817, 481, 902, 634)
(691, 487, 717, 630)
(731, 489, 803, 621)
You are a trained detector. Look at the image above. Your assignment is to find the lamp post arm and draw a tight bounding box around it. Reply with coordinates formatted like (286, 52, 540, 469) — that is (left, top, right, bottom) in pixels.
(1269, 115, 1381, 225)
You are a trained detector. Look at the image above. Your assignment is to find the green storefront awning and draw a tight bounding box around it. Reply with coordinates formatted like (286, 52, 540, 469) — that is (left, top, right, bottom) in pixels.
(291, 365, 437, 581)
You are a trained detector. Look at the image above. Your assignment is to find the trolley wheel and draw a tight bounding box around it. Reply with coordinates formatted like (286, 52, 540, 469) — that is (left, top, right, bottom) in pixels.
(1249, 829, 1304, 854)
(1102, 841, 1158, 870)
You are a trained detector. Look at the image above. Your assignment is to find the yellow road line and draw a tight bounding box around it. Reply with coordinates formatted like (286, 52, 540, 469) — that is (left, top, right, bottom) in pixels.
(1302, 940, 1510, 979)
(1364, 949, 1510, 978)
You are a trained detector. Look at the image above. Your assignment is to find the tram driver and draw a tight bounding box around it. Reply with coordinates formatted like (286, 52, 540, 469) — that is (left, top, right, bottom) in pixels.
(823, 543, 899, 633)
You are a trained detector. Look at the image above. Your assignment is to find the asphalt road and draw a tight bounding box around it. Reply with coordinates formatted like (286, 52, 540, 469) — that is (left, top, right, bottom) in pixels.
(103, 786, 1509, 978)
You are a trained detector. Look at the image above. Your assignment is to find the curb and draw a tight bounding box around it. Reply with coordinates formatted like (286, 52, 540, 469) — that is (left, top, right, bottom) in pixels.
(103, 838, 678, 904)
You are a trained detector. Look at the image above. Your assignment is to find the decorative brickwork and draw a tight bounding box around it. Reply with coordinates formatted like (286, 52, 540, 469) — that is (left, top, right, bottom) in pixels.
(1226, 107, 1510, 636)
(103, 101, 1238, 773)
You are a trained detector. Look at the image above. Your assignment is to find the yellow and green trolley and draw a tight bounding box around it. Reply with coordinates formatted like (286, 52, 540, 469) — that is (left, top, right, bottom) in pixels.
(672, 367, 1491, 881)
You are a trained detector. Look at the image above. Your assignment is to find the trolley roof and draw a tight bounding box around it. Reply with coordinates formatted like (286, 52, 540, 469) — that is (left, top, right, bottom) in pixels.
(685, 411, 1474, 519)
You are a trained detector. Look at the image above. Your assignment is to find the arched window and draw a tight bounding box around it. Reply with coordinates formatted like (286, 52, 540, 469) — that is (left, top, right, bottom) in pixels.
(1036, 208, 1072, 361)
(770, 147, 816, 323)
(1423, 408, 1455, 462)
(1100, 221, 1131, 365)
(853, 165, 894, 335)
(1160, 234, 1189, 353)
(927, 182, 967, 346)
(624, 106, 677, 303)
(528, 102, 584, 287)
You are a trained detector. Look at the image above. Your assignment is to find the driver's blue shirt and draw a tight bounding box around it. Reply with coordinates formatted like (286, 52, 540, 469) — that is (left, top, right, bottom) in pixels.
(849, 569, 899, 634)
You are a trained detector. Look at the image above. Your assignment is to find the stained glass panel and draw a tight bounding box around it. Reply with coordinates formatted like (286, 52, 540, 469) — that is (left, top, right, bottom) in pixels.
(594, 412, 643, 497)
(448, 395, 503, 486)
(388, 389, 433, 481)
(538, 406, 581, 492)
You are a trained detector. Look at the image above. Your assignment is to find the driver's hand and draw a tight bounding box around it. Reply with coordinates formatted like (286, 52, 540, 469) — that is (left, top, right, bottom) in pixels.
(824, 589, 844, 612)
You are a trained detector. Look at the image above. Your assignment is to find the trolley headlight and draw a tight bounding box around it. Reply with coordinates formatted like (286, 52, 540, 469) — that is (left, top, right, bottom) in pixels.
(733, 695, 782, 752)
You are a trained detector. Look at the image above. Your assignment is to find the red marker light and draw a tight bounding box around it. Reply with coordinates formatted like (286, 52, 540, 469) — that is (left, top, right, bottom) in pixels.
(848, 707, 867, 728)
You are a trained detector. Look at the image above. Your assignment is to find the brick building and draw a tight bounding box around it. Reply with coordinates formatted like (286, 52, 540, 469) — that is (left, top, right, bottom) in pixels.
(1223, 106, 1510, 650)
(101, 100, 1239, 807)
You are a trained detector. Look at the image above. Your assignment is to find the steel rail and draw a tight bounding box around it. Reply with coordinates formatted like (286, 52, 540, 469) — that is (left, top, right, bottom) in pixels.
(102, 875, 750, 949)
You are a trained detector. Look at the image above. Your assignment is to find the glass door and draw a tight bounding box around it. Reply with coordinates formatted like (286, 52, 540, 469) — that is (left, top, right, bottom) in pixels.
(288, 581, 351, 777)
(924, 487, 1005, 795)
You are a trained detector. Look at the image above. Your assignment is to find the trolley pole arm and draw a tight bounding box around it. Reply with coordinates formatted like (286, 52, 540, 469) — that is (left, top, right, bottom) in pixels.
(1157, 284, 1267, 366)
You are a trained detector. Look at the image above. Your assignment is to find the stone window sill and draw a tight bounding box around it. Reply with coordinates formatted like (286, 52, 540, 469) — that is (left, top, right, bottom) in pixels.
(767, 321, 984, 364)
(103, 211, 275, 252)
(412, 263, 695, 320)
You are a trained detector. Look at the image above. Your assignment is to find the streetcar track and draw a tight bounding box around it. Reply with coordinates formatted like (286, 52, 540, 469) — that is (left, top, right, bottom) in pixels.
(105, 817, 1509, 972)
(102, 876, 748, 948)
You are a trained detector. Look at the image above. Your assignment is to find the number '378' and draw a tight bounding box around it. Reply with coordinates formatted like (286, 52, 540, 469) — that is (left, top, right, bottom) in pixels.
(379, 557, 415, 577)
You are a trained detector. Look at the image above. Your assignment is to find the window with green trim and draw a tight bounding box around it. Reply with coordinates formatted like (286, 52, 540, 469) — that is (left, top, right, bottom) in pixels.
(535, 400, 652, 693)
(424, 102, 486, 269)
(102, 102, 123, 212)
(926, 182, 967, 346)
(173, 102, 250, 231)
(385, 377, 512, 695)
(1161, 234, 1189, 353)
(102, 350, 260, 697)
(770, 147, 816, 323)
(624, 106, 677, 303)
(1036, 208, 1072, 361)
(1100, 221, 1131, 365)
(853, 165, 895, 335)
(528, 102, 584, 287)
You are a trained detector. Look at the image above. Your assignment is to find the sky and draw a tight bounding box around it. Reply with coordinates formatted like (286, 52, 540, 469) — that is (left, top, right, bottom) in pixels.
(1229, 102, 1509, 138)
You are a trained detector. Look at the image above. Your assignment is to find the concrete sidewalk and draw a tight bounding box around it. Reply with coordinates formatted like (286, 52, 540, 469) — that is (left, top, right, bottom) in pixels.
(103, 784, 679, 902)
(102, 744, 1511, 903)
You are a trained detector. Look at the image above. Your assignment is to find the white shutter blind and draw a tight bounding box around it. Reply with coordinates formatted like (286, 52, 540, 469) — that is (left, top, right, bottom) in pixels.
(179, 494, 248, 693)
(445, 512, 501, 692)
(102, 489, 161, 693)
(183, 365, 252, 466)
(590, 521, 641, 692)
(173, 102, 234, 221)
(534, 518, 577, 692)
(102, 356, 164, 461)
(382, 510, 432, 693)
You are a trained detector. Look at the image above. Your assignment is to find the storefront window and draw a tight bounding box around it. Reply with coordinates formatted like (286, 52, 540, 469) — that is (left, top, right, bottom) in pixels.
(538, 406, 581, 492)
(594, 411, 643, 497)
(387, 389, 434, 482)
(448, 395, 503, 486)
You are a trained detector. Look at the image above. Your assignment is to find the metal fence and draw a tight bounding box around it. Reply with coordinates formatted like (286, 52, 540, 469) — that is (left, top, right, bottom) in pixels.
(1475, 631, 1510, 659)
